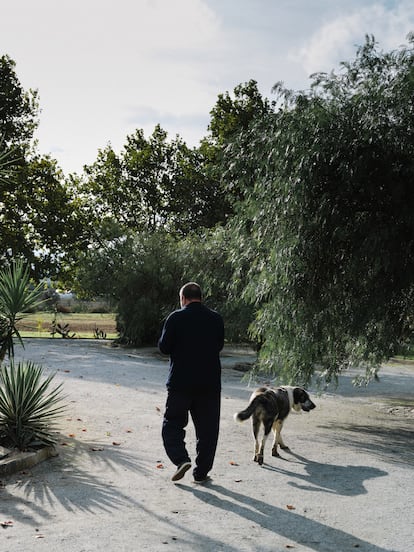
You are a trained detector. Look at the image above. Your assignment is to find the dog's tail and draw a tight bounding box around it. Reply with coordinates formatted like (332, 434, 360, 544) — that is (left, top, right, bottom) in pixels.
(233, 396, 262, 423)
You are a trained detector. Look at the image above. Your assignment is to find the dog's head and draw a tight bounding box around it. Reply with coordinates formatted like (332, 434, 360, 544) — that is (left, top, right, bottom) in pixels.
(292, 387, 316, 412)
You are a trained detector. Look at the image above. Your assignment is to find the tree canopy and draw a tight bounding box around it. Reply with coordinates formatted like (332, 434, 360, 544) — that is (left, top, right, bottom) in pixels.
(225, 34, 414, 385)
(3, 36, 414, 388)
(81, 125, 228, 236)
(0, 56, 90, 278)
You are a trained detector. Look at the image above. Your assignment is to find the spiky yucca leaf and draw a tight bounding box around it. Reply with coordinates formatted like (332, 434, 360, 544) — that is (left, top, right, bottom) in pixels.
(0, 260, 44, 361)
(0, 361, 66, 450)
(0, 260, 44, 318)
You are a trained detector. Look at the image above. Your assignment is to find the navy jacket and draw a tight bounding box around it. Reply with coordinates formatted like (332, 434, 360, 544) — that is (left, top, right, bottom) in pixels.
(158, 302, 224, 391)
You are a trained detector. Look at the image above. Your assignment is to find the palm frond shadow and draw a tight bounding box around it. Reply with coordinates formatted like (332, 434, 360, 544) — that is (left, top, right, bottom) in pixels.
(12, 434, 148, 515)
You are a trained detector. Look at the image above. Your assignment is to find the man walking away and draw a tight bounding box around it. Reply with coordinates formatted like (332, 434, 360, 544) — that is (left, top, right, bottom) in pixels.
(158, 282, 224, 483)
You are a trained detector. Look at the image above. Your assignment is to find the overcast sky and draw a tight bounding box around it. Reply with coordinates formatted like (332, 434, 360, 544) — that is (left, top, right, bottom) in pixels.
(1, 0, 414, 175)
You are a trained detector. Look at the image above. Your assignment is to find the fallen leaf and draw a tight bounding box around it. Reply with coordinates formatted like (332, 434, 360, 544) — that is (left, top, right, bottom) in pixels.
(286, 546, 295, 549)
(1, 520, 13, 527)
(229, 461, 239, 466)
(125, 429, 133, 433)
(60, 442, 69, 446)
(156, 406, 161, 412)
(156, 463, 164, 469)
(286, 505, 295, 510)
(82, 429, 87, 432)
(64, 370, 70, 373)
(234, 479, 242, 482)
(68, 433, 76, 438)
(90, 447, 104, 452)
(112, 441, 121, 446)
(35, 534, 45, 538)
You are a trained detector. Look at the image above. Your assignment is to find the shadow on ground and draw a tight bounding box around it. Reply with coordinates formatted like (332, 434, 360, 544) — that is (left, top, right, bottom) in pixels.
(0, 436, 146, 526)
(177, 480, 394, 552)
(262, 452, 388, 495)
(317, 420, 414, 465)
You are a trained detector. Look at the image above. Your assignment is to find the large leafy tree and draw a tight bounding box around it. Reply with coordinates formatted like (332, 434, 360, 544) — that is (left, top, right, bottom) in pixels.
(2, 154, 91, 278)
(226, 35, 414, 386)
(0, 55, 38, 146)
(202, 79, 274, 206)
(0, 56, 90, 278)
(82, 125, 227, 236)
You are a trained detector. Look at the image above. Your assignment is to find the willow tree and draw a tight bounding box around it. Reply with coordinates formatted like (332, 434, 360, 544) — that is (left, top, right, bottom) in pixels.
(226, 35, 414, 386)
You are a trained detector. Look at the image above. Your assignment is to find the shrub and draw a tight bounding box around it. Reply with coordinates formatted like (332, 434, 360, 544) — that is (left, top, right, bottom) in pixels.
(0, 360, 66, 450)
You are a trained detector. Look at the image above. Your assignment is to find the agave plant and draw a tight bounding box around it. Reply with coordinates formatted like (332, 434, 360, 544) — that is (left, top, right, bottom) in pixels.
(0, 360, 66, 450)
(0, 260, 44, 362)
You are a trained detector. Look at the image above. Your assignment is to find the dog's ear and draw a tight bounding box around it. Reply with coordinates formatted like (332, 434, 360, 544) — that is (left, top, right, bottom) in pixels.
(293, 387, 308, 404)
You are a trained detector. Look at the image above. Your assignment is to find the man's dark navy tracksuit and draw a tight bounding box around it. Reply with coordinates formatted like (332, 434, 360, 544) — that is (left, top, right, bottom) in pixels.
(158, 301, 224, 481)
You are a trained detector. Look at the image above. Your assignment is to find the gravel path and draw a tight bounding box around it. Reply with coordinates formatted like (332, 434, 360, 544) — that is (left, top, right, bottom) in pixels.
(1, 339, 413, 552)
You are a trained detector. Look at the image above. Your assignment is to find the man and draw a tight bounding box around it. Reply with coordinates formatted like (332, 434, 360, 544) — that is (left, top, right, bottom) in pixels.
(158, 282, 224, 483)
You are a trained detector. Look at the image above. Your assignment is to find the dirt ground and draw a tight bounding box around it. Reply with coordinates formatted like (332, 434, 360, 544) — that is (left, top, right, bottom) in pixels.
(1, 338, 413, 552)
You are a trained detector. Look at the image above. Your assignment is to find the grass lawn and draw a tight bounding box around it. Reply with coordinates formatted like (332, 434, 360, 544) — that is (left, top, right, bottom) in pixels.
(16, 312, 118, 339)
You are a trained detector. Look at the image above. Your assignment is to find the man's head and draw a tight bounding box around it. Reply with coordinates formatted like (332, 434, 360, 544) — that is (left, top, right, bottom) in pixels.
(180, 282, 202, 307)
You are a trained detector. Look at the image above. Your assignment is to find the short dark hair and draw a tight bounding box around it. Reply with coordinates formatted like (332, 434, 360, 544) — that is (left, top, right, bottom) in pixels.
(180, 282, 202, 301)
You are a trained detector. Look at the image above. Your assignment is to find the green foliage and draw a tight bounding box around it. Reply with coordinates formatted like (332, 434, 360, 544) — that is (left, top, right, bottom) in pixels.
(115, 232, 182, 345)
(50, 316, 76, 339)
(208, 79, 273, 142)
(0, 360, 65, 450)
(73, 225, 254, 346)
(225, 35, 414, 386)
(81, 125, 228, 237)
(179, 226, 254, 343)
(0, 56, 91, 278)
(0, 55, 39, 145)
(0, 260, 44, 362)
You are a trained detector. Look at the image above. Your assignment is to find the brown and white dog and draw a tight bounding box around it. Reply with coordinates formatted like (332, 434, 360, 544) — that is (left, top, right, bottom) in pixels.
(234, 386, 316, 465)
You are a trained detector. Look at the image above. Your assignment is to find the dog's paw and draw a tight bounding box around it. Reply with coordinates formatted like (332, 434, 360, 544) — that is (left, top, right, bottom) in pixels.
(271, 449, 281, 457)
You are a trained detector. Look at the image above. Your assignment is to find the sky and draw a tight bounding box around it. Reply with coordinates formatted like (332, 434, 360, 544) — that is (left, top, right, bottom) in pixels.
(1, 0, 414, 175)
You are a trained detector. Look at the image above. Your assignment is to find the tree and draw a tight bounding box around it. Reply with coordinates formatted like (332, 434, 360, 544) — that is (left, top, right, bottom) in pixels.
(226, 35, 414, 386)
(0, 56, 91, 278)
(1, 153, 91, 278)
(202, 79, 274, 205)
(0, 55, 39, 146)
(82, 125, 228, 236)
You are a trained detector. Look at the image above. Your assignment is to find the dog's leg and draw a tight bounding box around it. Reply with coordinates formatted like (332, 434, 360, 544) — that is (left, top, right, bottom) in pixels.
(256, 419, 273, 465)
(277, 420, 290, 450)
(252, 415, 261, 463)
(271, 421, 280, 457)
(272, 420, 289, 455)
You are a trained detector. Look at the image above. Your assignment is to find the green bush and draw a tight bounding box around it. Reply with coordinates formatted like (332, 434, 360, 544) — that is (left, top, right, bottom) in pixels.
(115, 232, 182, 346)
(0, 360, 66, 450)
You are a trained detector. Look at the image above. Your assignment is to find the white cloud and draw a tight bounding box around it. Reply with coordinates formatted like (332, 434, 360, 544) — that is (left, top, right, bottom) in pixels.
(291, 2, 414, 79)
(2, 1, 414, 173)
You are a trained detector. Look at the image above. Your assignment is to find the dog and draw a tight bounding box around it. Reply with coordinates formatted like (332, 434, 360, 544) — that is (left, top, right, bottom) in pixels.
(234, 386, 316, 465)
